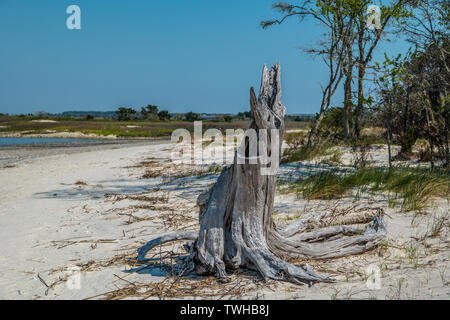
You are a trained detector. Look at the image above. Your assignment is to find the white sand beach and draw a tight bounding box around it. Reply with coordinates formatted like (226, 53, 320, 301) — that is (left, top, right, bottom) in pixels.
(0, 141, 448, 300)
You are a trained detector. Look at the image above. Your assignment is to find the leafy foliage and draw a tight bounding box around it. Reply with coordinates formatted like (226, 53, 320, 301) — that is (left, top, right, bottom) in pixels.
(116, 107, 137, 121)
(185, 112, 201, 122)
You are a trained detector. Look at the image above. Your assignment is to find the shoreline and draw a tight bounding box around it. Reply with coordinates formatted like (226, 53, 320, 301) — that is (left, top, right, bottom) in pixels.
(0, 138, 171, 168)
(0, 131, 173, 140)
(0, 131, 119, 139)
(0, 128, 305, 140)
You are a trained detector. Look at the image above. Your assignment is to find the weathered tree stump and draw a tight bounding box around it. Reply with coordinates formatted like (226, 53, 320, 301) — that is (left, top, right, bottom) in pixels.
(138, 63, 387, 285)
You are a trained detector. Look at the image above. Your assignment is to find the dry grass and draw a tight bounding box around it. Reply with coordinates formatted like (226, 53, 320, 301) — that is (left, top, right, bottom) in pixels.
(284, 131, 307, 150)
(143, 164, 222, 180)
(105, 193, 169, 204)
(361, 127, 386, 137)
(49, 243, 264, 300)
(86, 272, 260, 300)
(104, 191, 198, 229)
(51, 238, 118, 249)
(115, 208, 197, 228)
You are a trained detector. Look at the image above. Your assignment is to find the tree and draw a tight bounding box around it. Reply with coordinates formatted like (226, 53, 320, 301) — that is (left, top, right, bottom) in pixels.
(223, 115, 233, 122)
(262, 1, 354, 148)
(141, 104, 159, 120)
(371, 6, 449, 169)
(374, 54, 409, 167)
(115, 107, 137, 121)
(405, 45, 449, 167)
(185, 112, 201, 122)
(342, 30, 355, 139)
(146, 104, 159, 115)
(263, 1, 414, 142)
(138, 64, 387, 285)
(158, 110, 171, 121)
(351, 0, 413, 138)
(317, 106, 350, 139)
(237, 111, 251, 120)
(402, 0, 449, 167)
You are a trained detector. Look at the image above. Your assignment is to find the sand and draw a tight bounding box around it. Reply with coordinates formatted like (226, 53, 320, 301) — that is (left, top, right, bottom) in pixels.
(0, 131, 117, 139)
(0, 139, 165, 168)
(30, 120, 58, 123)
(0, 140, 448, 300)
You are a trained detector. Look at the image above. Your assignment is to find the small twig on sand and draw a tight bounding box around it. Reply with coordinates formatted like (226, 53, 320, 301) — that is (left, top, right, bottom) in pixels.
(37, 273, 50, 296)
(113, 274, 137, 287)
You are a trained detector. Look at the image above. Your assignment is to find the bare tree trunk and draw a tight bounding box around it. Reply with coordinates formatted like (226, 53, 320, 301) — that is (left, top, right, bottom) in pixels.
(441, 90, 449, 168)
(424, 101, 435, 170)
(342, 39, 354, 140)
(354, 64, 366, 139)
(445, 113, 449, 169)
(387, 118, 392, 169)
(353, 13, 365, 140)
(138, 64, 387, 285)
(429, 137, 434, 170)
(306, 112, 324, 149)
(404, 87, 410, 130)
(343, 74, 352, 139)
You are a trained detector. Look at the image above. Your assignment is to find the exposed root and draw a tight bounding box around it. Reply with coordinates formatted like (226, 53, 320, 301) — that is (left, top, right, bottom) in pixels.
(138, 231, 198, 261)
(278, 207, 384, 238)
(270, 215, 387, 260)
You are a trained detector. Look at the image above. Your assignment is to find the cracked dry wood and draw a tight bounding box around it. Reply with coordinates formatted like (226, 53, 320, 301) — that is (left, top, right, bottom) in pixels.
(138, 63, 387, 285)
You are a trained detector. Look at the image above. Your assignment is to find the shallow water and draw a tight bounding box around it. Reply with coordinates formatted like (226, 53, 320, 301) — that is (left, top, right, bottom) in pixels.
(0, 137, 101, 147)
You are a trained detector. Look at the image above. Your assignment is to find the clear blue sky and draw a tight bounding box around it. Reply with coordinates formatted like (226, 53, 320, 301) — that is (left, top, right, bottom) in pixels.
(0, 0, 410, 115)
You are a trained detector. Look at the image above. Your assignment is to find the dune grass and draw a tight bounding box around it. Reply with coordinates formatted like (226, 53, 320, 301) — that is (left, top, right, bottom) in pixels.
(280, 167, 449, 212)
(281, 142, 336, 164)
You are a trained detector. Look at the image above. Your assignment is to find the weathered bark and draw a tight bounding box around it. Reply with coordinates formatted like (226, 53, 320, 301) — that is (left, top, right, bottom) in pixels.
(354, 65, 366, 139)
(441, 89, 449, 168)
(445, 109, 449, 168)
(306, 112, 325, 149)
(342, 36, 354, 140)
(138, 63, 387, 285)
(387, 120, 392, 169)
(343, 74, 352, 140)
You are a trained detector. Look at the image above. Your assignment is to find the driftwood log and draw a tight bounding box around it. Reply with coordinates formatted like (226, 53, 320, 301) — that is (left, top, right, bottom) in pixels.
(138, 63, 387, 285)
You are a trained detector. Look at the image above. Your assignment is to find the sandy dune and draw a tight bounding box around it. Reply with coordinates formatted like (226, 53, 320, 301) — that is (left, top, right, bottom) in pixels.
(0, 141, 448, 299)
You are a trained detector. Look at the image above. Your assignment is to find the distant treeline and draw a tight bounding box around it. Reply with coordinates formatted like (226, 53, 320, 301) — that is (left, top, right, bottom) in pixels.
(61, 111, 117, 118)
(1, 108, 314, 122)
